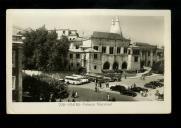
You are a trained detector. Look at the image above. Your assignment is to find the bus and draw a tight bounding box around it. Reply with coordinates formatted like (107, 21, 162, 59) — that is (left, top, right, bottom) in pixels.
(64, 76, 82, 85)
(72, 74, 89, 83)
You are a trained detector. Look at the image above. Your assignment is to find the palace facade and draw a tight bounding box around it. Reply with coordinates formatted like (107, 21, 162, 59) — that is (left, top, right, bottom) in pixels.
(68, 17, 164, 74)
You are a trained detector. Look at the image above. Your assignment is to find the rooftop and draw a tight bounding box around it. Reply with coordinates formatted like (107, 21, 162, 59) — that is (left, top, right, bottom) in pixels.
(91, 31, 130, 41)
(84, 48, 100, 53)
(133, 42, 157, 49)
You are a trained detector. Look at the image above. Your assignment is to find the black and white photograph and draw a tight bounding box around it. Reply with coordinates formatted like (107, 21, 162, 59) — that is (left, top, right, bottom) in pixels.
(6, 9, 171, 114)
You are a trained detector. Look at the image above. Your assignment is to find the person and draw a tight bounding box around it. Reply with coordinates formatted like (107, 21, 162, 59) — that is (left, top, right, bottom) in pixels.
(107, 94, 110, 101)
(74, 91, 78, 98)
(100, 81, 102, 88)
(143, 74, 145, 80)
(124, 71, 127, 79)
(120, 74, 122, 81)
(155, 90, 160, 100)
(140, 74, 143, 80)
(72, 90, 75, 98)
(106, 81, 109, 88)
(72, 98, 75, 102)
(133, 83, 136, 88)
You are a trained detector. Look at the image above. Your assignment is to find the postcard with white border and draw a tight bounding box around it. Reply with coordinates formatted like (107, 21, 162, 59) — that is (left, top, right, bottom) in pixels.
(6, 9, 171, 114)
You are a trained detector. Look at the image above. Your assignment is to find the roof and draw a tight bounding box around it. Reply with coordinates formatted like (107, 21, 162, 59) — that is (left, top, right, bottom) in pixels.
(84, 48, 100, 53)
(91, 31, 129, 41)
(133, 42, 157, 49)
(13, 26, 24, 36)
(69, 48, 84, 53)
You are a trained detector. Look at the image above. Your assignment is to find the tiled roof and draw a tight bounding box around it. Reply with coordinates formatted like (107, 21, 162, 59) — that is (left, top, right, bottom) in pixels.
(134, 42, 157, 49)
(69, 49, 84, 53)
(84, 48, 100, 53)
(91, 31, 129, 40)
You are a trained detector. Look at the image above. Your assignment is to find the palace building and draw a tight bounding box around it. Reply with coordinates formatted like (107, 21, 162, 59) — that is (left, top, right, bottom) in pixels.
(68, 17, 164, 74)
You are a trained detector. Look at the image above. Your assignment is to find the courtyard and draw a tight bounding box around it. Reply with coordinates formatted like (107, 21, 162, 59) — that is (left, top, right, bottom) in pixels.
(61, 73, 164, 101)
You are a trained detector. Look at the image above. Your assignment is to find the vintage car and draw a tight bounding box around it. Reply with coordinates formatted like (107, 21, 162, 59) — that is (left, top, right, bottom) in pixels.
(144, 83, 157, 89)
(110, 85, 126, 93)
(131, 87, 148, 93)
(121, 90, 137, 97)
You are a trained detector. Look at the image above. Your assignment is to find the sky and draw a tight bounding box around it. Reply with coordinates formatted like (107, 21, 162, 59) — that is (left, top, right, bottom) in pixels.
(11, 10, 164, 46)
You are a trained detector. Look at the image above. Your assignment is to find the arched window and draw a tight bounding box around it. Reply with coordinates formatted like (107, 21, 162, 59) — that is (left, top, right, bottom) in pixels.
(122, 62, 127, 69)
(113, 62, 119, 70)
(103, 61, 110, 69)
(147, 61, 151, 66)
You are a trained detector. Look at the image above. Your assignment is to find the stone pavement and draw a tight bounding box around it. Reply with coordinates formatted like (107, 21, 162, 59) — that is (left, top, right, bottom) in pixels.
(68, 74, 164, 101)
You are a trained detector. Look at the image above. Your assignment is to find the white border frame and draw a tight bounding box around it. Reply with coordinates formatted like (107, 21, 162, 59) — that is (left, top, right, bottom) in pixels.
(6, 9, 171, 114)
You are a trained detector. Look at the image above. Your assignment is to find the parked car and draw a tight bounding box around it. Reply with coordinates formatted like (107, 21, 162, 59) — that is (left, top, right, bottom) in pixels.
(110, 85, 126, 93)
(121, 90, 137, 97)
(131, 87, 148, 93)
(151, 81, 164, 87)
(146, 81, 163, 88)
(144, 83, 157, 89)
(158, 79, 164, 82)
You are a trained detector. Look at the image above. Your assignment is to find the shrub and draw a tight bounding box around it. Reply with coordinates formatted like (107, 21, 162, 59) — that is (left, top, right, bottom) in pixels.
(22, 74, 69, 102)
(152, 61, 164, 74)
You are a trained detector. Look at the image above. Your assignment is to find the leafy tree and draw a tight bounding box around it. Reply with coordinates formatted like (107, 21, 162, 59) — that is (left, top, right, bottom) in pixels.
(22, 26, 70, 71)
(152, 60, 164, 74)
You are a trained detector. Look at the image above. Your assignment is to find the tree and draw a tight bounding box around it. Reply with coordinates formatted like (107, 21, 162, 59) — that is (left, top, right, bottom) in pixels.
(22, 26, 70, 71)
(152, 60, 164, 74)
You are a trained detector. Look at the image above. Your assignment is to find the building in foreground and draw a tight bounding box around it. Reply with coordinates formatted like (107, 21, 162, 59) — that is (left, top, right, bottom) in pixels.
(12, 26, 24, 101)
(68, 17, 164, 75)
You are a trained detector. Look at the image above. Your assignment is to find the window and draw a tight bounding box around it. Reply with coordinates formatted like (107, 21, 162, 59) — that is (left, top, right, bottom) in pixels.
(94, 65, 97, 69)
(12, 50, 16, 68)
(94, 54, 98, 59)
(133, 50, 140, 55)
(69, 31, 72, 35)
(102, 46, 106, 53)
(128, 49, 131, 54)
(124, 48, 127, 54)
(153, 51, 156, 56)
(75, 45, 79, 49)
(109, 47, 113, 54)
(93, 46, 98, 50)
(148, 51, 150, 56)
(76, 54, 80, 59)
(70, 54, 73, 59)
(77, 63, 80, 67)
(12, 76, 16, 90)
(63, 30, 65, 34)
(117, 47, 120, 54)
(134, 56, 138, 62)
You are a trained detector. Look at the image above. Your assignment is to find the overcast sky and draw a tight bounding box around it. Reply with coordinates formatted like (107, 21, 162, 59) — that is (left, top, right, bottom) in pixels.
(11, 10, 164, 46)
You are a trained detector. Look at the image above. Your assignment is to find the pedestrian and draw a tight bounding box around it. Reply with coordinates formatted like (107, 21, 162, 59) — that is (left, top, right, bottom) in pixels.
(120, 74, 122, 81)
(74, 91, 78, 98)
(124, 71, 127, 79)
(107, 94, 110, 101)
(133, 83, 136, 88)
(97, 86, 100, 93)
(100, 81, 102, 88)
(106, 81, 109, 88)
(95, 85, 98, 92)
(143, 74, 145, 80)
(72, 90, 75, 98)
(72, 98, 75, 102)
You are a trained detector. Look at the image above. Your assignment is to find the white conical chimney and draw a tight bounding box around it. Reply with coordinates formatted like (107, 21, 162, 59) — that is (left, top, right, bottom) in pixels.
(113, 16, 122, 34)
(110, 19, 115, 33)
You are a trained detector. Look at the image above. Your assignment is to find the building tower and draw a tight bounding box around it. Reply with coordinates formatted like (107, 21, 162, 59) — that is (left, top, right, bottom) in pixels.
(110, 17, 123, 36)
